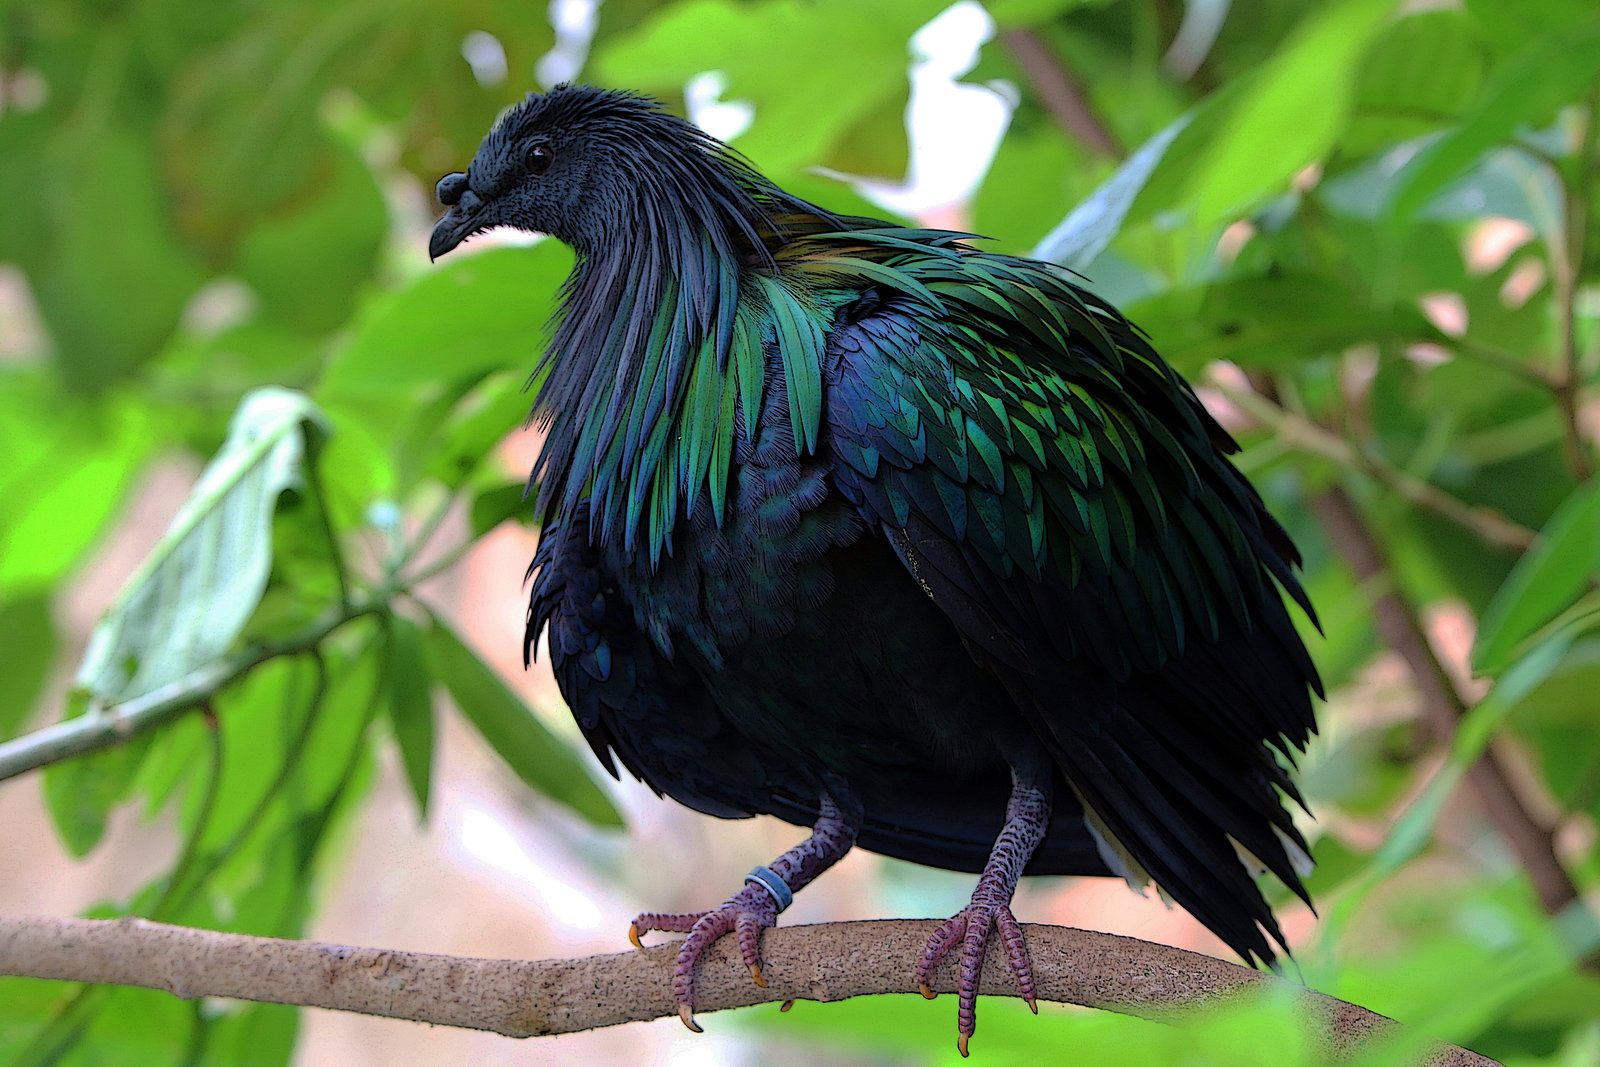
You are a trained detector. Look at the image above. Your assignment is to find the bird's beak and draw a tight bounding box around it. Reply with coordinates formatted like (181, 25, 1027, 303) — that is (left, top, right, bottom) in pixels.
(429, 202, 481, 261)
(429, 176, 492, 261)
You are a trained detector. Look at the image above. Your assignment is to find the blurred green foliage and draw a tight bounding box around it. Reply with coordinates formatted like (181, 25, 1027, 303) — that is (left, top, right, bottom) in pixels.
(2, 0, 1600, 1062)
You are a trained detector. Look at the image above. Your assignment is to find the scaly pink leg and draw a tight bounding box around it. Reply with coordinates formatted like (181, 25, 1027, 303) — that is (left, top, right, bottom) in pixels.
(630, 791, 860, 1031)
(915, 770, 1050, 1057)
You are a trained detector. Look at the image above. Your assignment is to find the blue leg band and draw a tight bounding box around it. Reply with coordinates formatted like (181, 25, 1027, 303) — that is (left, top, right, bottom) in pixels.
(744, 865, 794, 912)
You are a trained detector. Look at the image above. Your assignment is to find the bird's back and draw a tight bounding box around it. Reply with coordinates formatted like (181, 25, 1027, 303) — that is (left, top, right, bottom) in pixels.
(530, 216, 1318, 965)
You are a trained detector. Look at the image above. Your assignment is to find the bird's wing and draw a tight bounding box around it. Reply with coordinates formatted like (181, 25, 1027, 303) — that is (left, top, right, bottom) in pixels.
(811, 239, 1320, 963)
(527, 506, 775, 820)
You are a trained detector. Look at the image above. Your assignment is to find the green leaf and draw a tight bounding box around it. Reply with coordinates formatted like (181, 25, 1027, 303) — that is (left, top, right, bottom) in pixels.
(232, 135, 386, 335)
(595, 0, 943, 180)
(1342, 9, 1489, 160)
(1373, 629, 1573, 876)
(197, 1002, 298, 1067)
(46, 985, 193, 1067)
(317, 242, 572, 405)
(1386, 12, 1600, 223)
(1128, 272, 1440, 376)
(973, 120, 1085, 254)
(43, 723, 156, 857)
(469, 481, 535, 538)
(1463, 0, 1600, 55)
(1034, 112, 1193, 271)
(1186, 0, 1392, 225)
(418, 372, 538, 492)
(0, 376, 153, 598)
(1475, 481, 1600, 674)
(287, 629, 381, 815)
(30, 128, 207, 389)
(384, 615, 436, 818)
(987, 0, 1113, 28)
(423, 616, 622, 827)
(0, 596, 56, 738)
(73, 388, 327, 705)
(188, 659, 303, 856)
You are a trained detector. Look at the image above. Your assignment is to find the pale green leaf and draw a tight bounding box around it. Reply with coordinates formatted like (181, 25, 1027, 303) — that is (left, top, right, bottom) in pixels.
(74, 388, 327, 705)
(1034, 112, 1193, 271)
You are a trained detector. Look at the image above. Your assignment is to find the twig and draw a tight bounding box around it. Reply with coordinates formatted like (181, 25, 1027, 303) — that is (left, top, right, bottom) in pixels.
(1308, 487, 1583, 918)
(0, 916, 1497, 1065)
(1001, 29, 1124, 159)
(1209, 376, 1537, 552)
(304, 457, 353, 609)
(1551, 86, 1598, 481)
(0, 601, 382, 782)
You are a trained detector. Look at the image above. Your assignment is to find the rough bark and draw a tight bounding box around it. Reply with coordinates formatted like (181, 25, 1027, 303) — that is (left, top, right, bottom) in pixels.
(0, 915, 1497, 1064)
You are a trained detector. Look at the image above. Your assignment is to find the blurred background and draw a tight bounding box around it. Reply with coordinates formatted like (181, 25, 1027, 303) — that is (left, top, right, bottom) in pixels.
(2, 0, 1600, 1063)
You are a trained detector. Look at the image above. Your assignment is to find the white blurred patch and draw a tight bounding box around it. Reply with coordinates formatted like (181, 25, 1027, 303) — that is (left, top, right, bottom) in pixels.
(1163, 0, 1230, 82)
(454, 804, 603, 930)
(461, 31, 508, 88)
(685, 71, 755, 143)
(538, 0, 599, 89)
(858, 1, 1014, 217)
(0, 67, 48, 114)
(180, 278, 257, 338)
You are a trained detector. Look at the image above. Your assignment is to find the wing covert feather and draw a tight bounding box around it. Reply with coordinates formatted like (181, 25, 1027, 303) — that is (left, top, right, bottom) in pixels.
(817, 241, 1320, 962)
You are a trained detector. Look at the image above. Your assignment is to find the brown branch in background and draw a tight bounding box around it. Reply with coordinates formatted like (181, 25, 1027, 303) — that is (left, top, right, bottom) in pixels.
(1001, 29, 1124, 159)
(1308, 486, 1582, 919)
(1554, 95, 1598, 481)
(1209, 376, 1537, 552)
(0, 916, 1496, 1065)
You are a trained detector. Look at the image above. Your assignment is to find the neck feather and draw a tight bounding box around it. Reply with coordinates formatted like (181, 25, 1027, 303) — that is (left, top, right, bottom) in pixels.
(529, 158, 841, 564)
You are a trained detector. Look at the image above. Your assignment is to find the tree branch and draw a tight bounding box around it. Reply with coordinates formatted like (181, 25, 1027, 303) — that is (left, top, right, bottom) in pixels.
(1308, 487, 1583, 919)
(1551, 86, 1598, 482)
(0, 916, 1495, 1064)
(0, 602, 380, 783)
(1001, 29, 1124, 159)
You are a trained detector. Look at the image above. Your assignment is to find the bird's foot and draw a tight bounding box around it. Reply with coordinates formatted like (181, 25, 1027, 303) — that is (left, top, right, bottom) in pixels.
(627, 791, 860, 1034)
(915, 893, 1037, 1057)
(629, 881, 781, 1032)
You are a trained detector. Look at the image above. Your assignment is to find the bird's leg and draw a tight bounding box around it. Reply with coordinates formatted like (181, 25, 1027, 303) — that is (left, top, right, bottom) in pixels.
(630, 789, 861, 1032)
(916, 767, 1050, 1057)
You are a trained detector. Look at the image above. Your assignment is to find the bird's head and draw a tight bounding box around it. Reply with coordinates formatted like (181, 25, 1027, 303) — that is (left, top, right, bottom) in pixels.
(429, 84, 768, 262)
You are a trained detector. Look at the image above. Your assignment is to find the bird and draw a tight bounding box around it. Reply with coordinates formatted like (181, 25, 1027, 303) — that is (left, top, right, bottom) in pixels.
(429, 84, 1320, 1055)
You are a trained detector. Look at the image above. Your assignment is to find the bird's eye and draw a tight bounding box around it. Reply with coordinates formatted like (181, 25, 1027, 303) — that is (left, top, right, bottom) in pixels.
(525, 143, 554, 176)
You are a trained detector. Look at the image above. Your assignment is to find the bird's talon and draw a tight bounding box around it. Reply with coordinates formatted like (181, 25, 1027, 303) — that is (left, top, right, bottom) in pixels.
(678, 1004, 702, 1033)
(957, 1033, 970, 1058)
(749, 963, 767, 988)
(628, 923, 644, 949)
(780, 999, 795, 1012)
(919, 983, 937, 1000)
(1026, 997, 1038, 1014)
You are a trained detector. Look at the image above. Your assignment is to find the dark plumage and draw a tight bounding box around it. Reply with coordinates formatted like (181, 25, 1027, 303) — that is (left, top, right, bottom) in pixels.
(431, 85, 1320, 1053)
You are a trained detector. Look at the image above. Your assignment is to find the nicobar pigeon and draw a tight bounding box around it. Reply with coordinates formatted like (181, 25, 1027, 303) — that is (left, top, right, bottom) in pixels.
(430, 85, 1320, 1054)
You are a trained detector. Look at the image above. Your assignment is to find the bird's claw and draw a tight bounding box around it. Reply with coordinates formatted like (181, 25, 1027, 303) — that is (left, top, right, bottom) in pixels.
(915, 899, 1036, 1057)
(632, 882, 781, 1031)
